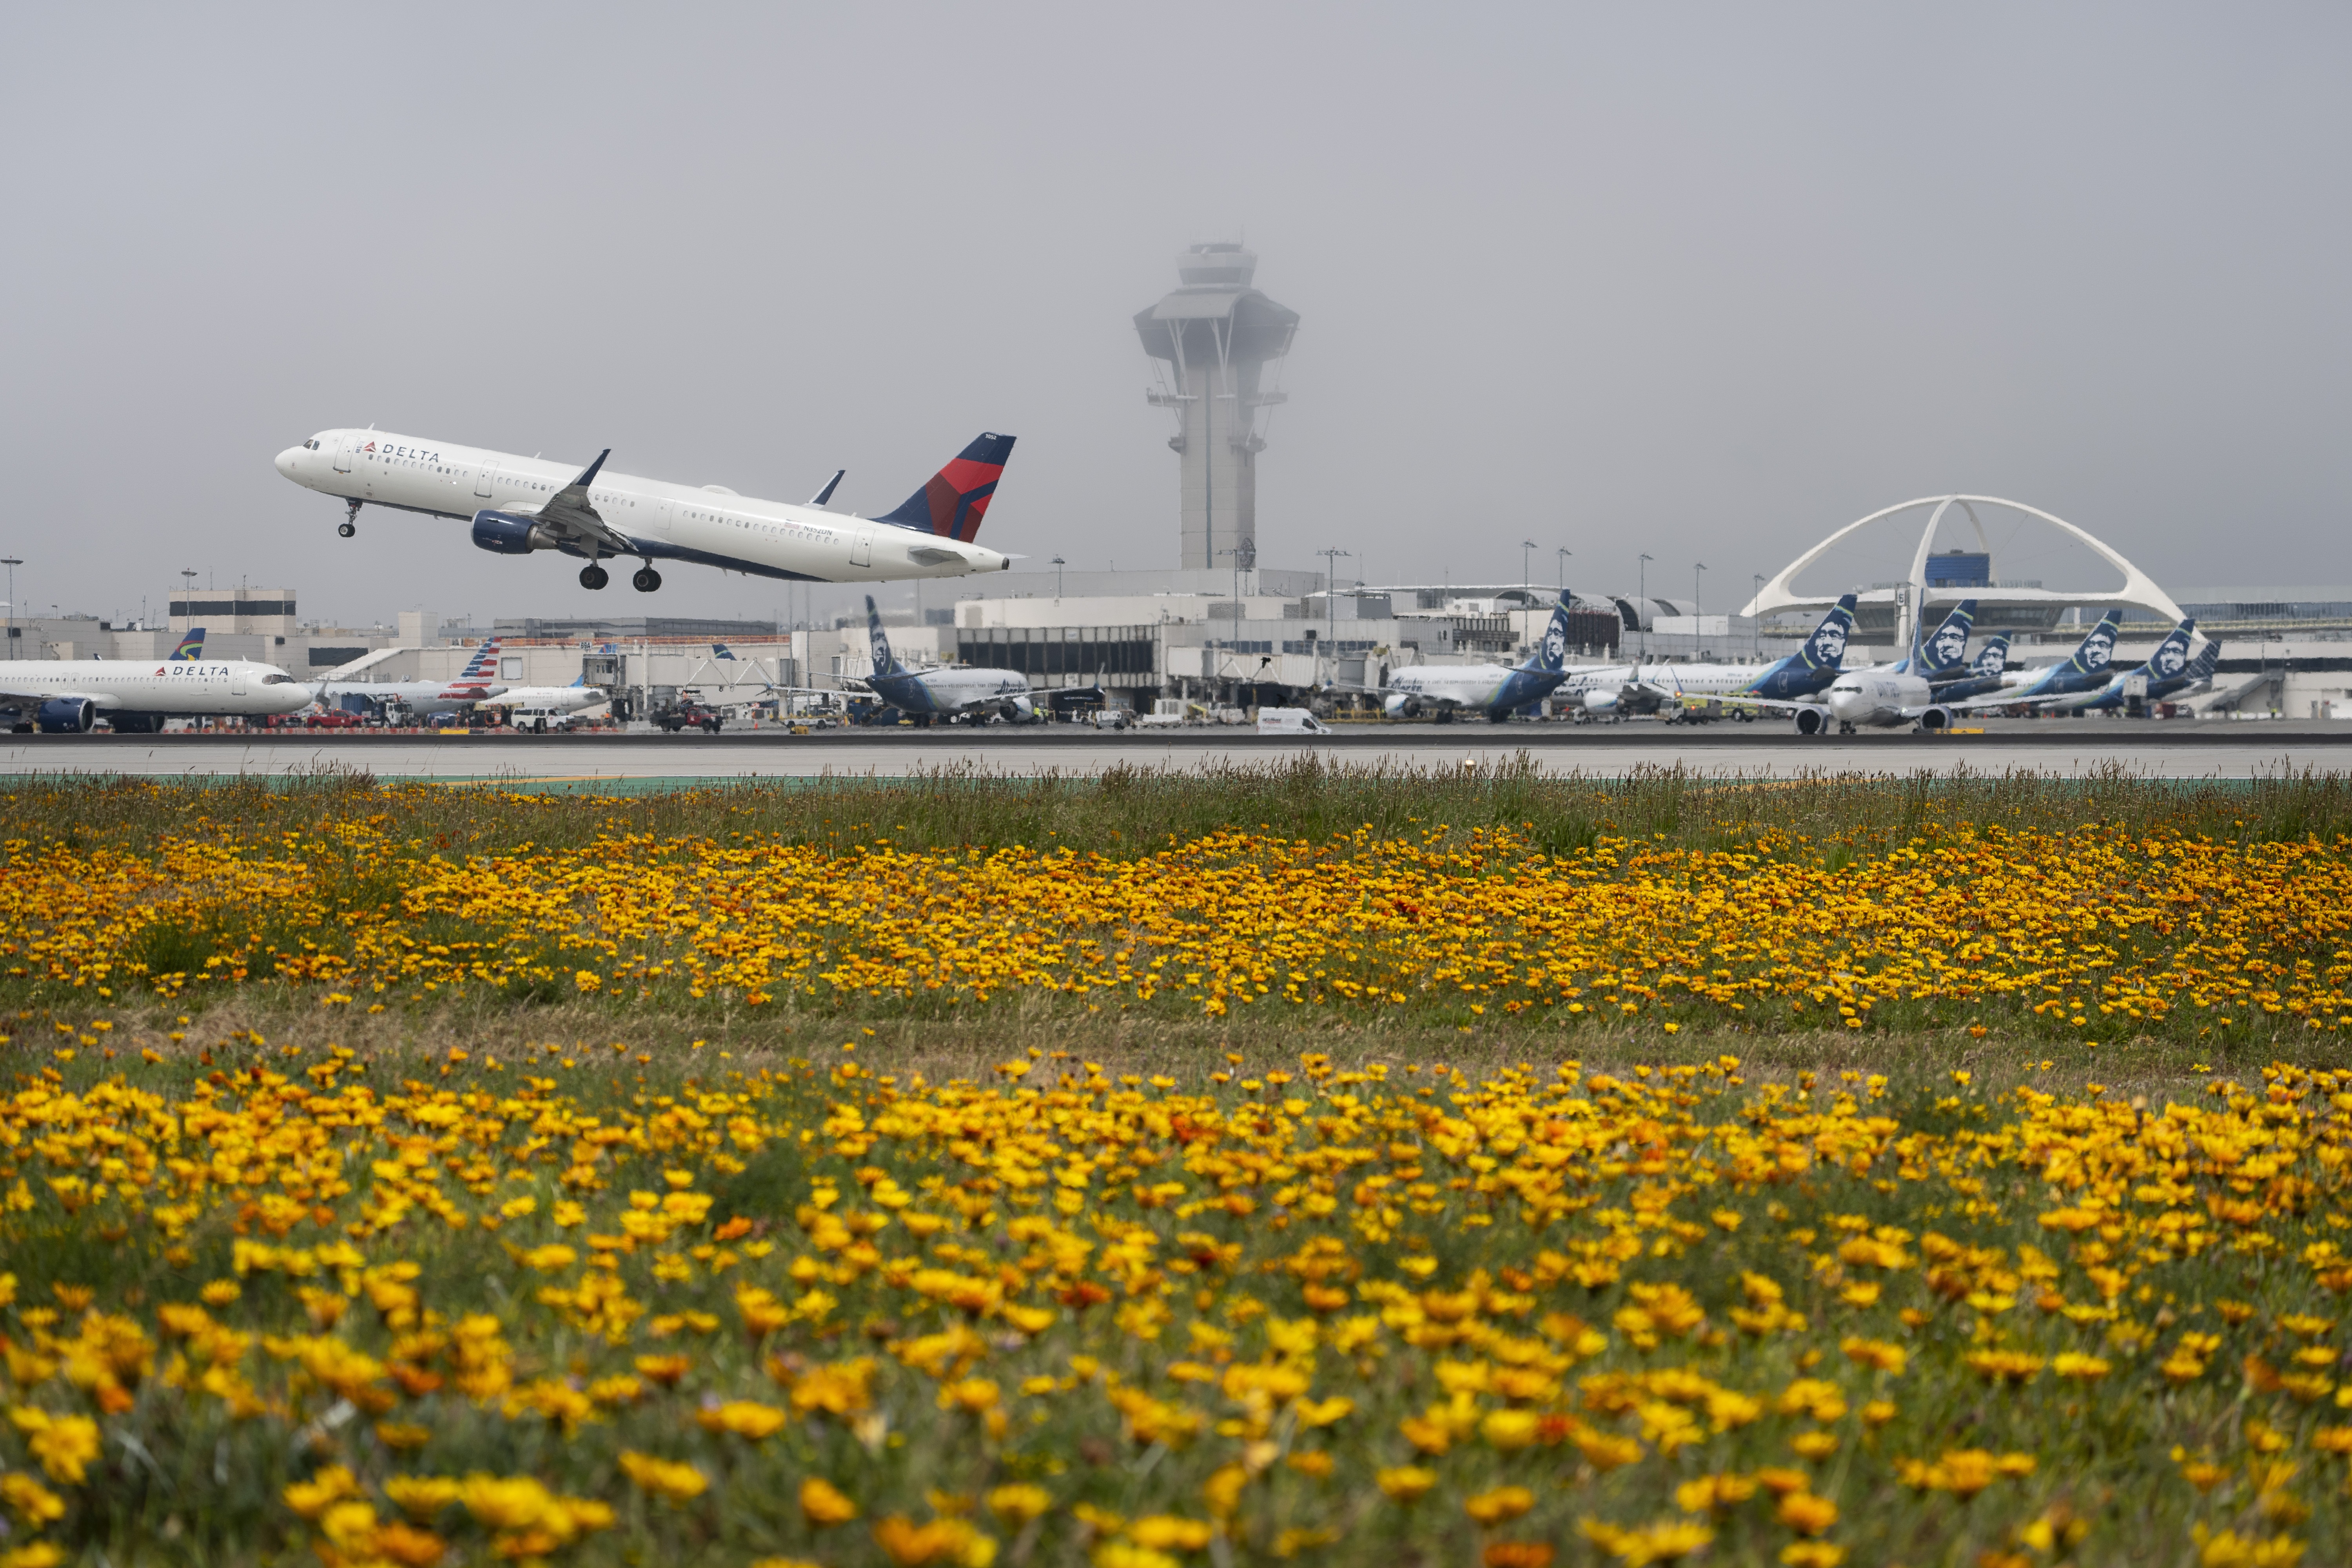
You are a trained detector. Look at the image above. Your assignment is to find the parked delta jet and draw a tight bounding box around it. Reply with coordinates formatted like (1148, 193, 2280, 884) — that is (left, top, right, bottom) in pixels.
(311, 639, 508, 713)
(851, 595, 1034, 722)
(1572, 595, 1858, 719)
(1, 659, 310, 733)
(1381, 593, 1579, 722)
(275, 430, 1018, 592)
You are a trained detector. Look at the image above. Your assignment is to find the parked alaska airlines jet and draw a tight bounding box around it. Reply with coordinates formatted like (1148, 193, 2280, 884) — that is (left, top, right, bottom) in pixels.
(2035, 621, 2205, 713)
(1, 659, 310, 733)
(275, 431, 1018, 591)
(1822, 611, 2131, 731)
(1568, 595, 1859, 719)
(1927, 634, 2013, 701)
(1380, 593, 1579, 722)
(854, 596, 1035, 722)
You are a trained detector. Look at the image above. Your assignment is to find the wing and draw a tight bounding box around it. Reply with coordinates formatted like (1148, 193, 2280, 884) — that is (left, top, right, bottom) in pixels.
(906, 543, 972, 568)
(0, 685, 114, 709)
(518, 450, 637, 559)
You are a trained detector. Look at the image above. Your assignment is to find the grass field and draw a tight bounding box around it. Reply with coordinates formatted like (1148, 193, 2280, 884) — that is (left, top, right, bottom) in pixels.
(3, 764, 2351, 1566)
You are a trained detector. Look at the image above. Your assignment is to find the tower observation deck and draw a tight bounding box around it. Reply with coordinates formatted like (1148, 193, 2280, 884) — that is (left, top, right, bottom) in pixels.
(1135, 243, 1299, 571)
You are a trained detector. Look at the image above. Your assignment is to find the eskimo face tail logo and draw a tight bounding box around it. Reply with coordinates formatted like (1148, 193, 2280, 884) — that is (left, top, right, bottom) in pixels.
(864, 595, 894, 673)
(1537, 595, 1572, 671)
(1802, 597, 1857, 669)
(1973, 639, 2008, 677)
(2078, 621, 2117, 672)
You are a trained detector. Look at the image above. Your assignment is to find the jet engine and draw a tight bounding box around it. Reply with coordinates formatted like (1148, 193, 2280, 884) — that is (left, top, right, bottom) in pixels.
(1583, 688, 1620, 716)
(1383, 693, 1424, 720)
(471, 510, 559, 555)
(1918, 706, 1956, 731)
(37, 698, 95, 734)
(1792, 705, 1830, 736)
(1000, 695, 1036, 722)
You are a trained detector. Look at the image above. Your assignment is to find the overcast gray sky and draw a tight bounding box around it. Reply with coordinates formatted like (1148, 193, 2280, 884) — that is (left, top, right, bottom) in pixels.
(4, 3, 2348, 630)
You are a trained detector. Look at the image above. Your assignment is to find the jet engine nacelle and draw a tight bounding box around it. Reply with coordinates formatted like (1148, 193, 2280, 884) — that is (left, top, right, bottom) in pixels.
(470, 510, 557, 555)
(1919, 706, 1956, 731)
(37, 698, 96, 734)
(1001, 695, 1035, 722)
(1583, 688, 1620, 715)
(1383, 693, 1422, 720)
(1792, 704, 1831, 736)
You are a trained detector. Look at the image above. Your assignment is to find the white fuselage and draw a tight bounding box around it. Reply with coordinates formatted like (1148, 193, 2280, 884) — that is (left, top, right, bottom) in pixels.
(479, 685, 610, 713)
(312, 679, 507, 709)
(1386, 662, 1525, 712)
(275, 430, 1012, 584)
(2, 661, 312, 718)
(1826, 670, 1933, 728)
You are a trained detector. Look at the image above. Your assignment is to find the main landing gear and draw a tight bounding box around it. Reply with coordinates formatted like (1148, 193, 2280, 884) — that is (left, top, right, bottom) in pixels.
(579, 564, 609, 590)
(579, 561, 661, 592)
(338, 499, 361, 538)
(631, 567, 662, 593)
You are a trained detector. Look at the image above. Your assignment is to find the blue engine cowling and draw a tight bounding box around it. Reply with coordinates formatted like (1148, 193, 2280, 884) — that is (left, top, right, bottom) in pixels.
(37, 698, 95, 734)
(471, 510, 548, 555)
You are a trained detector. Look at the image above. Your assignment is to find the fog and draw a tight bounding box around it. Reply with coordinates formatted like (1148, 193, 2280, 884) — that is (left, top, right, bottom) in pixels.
(3, 3, 2347, 631)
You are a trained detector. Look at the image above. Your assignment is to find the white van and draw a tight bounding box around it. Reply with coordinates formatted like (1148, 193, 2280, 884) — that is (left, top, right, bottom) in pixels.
(510, 706, 582, 734)
(1255, 707, 1332, 735)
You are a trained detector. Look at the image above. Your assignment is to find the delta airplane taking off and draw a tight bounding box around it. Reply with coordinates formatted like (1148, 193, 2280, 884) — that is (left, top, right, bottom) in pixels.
(1, 659, 309, 733)
(1568, 595, 1859, 719)
(1381, 593, 1579, 722)
(275, 430, 1018, 592)
(311, 639, 508, 713)
(853, 596, 1034, 722)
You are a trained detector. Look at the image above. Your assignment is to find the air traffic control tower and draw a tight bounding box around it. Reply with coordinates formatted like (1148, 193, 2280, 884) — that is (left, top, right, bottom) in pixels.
(1135, 243, 1299, 571)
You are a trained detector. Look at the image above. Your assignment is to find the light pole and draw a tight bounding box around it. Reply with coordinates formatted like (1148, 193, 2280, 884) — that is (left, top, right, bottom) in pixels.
(0, 557, 18, 661)
(1557, 547, 1572, 592)
(1051, 556, 1065, 600)
(179, 570, 198, 632)
(1752, 573, 1763, 659)
(1637, 553, 1653, 655)
(1316, 547, 1352, 688)
(1521, 539, 1536, 590)
(1694, 562, 1706, 617)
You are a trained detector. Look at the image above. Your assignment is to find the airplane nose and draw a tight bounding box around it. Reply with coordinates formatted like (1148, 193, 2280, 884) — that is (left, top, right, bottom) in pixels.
(1828, 688, 1864, 720)
(275, 447, 299, 478)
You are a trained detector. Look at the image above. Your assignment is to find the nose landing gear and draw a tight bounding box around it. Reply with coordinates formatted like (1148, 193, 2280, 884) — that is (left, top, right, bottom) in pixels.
(338, 499, 361, 538)
(631, 567, 662, 593)
(579, 564, 609, 590)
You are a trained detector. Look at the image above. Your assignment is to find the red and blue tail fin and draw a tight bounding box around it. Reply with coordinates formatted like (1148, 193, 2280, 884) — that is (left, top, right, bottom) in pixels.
(170, 626, 205, 661)
(459, 638, 501, 681)
(873, 432, 1015, 543)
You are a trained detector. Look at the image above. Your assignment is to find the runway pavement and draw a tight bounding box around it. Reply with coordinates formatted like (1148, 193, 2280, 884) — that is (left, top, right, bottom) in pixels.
(2, 719, 2347, 786)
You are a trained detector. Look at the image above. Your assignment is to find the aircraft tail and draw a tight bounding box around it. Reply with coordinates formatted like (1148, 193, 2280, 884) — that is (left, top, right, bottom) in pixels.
(458, 637, 502, 681)
(712, 642, 735, 660)
(1919, 599, 1977, 674)
(873, 432, 1016, 543)
(1516, 592, 1577, 673)
(1795, 594, 1858, 671)
(1967, 634, 2011, 681)
(2063, 611, 2122, 675)
(169, 626, 206, 661)
(2185, 639, 2221, 680)
(863, 596, 902, 677)
(2140, 618, 2197, 680)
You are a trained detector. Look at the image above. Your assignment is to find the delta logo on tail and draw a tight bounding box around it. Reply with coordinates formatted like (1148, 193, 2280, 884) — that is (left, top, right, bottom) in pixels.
(170, 627, 207, 661)
(873, 433, 1016, 543)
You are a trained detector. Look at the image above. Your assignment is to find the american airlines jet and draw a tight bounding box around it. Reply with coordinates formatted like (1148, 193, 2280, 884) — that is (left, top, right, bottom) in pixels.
(274, 430, 1019, 592)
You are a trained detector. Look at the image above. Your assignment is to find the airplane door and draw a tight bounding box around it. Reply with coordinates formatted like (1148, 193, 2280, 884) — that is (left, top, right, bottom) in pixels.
(654, 500, 673, 535)
(230, 667, 248, 697)
(334, 436, 356, 474)
(475, 461, 497, 499)
(850, 524, 872, 569)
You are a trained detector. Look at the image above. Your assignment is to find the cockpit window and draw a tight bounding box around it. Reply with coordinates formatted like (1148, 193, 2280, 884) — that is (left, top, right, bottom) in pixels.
(261, 673, 295, 685)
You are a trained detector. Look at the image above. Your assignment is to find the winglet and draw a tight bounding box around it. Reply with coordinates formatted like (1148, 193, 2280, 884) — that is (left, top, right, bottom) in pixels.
(809, 470, 846, 507)
(572, 449, 612, 488)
